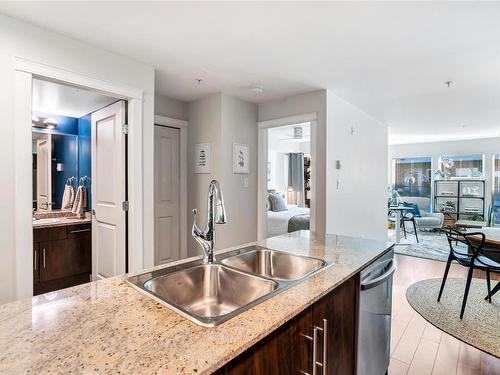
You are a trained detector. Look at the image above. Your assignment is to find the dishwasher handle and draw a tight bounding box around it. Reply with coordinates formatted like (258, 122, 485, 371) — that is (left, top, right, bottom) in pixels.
(361, 259, 396, 291)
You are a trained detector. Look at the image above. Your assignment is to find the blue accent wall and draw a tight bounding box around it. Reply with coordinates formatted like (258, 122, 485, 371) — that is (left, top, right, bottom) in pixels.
(78, 114, 92, 210)
(33, 112, 92, 210)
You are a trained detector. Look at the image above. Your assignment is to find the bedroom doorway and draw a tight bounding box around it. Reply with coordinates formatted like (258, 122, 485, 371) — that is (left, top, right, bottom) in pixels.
(265, 122, 312, 238)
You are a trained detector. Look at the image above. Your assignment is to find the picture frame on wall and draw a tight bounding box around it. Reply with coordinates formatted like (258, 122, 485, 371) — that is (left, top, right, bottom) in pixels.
(233, 143, 249, 174)
(195, 143, 211, 173)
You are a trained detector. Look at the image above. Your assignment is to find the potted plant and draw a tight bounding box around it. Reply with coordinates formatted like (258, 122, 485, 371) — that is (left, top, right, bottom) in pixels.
(435, 157, 454, 180)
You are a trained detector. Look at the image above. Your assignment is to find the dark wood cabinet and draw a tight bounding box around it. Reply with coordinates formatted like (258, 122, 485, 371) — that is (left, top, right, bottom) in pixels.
(219, 306, 313, 375)
(33, 223, 91, 295)
(312, 275, 358, 375)
(215, 275, 359, 375)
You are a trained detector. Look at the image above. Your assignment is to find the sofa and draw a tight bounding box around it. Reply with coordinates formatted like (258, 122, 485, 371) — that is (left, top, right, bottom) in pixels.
(401, 196, 444, 230)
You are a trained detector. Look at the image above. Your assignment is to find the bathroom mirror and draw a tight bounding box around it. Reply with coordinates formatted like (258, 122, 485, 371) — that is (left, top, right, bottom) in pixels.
(32, 130, 79, 211)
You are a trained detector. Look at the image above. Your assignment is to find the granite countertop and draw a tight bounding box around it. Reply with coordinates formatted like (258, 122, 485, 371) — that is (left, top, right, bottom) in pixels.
(32, 212, 92, 229)
(0, 231, 393, 374)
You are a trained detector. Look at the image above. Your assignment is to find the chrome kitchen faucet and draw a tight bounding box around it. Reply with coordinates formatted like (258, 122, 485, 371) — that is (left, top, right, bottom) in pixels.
(192, 180, 227, 263)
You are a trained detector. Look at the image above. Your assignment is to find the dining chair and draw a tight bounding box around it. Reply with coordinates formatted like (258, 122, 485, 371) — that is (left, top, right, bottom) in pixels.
(401, 211, 419, 243)
(438, 226, 499, 319)
(387, 208, 419, 243)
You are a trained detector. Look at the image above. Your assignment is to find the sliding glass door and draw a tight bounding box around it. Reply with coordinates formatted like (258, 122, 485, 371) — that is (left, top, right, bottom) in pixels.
(393, 157, 432, 198)
(440, 154, 484, 179)
(494, 155, 500, 225)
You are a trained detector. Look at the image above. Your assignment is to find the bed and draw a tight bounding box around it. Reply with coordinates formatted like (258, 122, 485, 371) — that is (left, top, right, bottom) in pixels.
(267, 205, 310, 237)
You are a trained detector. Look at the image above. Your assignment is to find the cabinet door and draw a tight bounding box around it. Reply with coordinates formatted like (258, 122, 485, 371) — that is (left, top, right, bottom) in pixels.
(217, 306, 313, 375)
(312, 275, 358, 375)
(39, 227, 91, 282)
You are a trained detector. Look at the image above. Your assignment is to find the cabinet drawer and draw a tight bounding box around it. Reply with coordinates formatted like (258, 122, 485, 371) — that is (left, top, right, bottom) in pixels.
(33, 226, 68, 242)
(67, 223, 91, 234)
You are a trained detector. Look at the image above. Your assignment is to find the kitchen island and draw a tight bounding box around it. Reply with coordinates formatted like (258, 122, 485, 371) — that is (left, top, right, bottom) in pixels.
(0, 231, 393, 374)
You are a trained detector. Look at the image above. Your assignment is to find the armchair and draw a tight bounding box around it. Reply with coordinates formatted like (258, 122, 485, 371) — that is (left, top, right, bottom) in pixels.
(401, 197, 444, 230)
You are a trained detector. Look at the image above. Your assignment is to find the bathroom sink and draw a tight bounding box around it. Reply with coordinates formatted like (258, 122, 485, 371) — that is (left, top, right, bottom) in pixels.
(222, 249, 326, 281)
(33, 218, 61, 225)
(141, 264, 277, 326)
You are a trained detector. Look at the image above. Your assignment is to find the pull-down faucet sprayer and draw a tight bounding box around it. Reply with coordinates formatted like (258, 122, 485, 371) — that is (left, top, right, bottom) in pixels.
(191, 180, 227, 264)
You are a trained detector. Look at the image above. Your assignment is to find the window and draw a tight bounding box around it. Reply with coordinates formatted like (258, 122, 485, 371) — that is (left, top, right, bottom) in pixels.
(440, 154, 484, 179)
(494, 155, 500, 224)
(393, 157, 432, 198)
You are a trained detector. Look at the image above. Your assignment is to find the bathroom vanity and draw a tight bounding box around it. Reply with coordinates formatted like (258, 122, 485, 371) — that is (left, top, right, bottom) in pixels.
(33, 217, 91, 295)
(0, 231, 393, 374)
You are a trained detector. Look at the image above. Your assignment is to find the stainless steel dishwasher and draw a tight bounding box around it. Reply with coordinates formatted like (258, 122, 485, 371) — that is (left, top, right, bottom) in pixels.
(357, 249, 396, 375)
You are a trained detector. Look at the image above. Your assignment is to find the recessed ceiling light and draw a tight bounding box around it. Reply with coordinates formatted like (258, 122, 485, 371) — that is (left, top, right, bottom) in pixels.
(249, 84, 264, 94)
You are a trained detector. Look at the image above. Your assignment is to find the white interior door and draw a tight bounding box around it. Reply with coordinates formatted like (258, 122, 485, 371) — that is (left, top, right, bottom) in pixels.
(91, 101, 126, 280)
(36, 135, 52, 211)
(154, 125, 180, 265)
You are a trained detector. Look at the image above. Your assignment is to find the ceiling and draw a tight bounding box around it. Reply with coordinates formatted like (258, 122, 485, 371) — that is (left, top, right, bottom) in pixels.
(33, 79, 118, 118)
(3, 2, 500, 143)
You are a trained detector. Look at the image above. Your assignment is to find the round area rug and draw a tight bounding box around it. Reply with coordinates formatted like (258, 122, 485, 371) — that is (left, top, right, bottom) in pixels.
(406, 278, 500, 358)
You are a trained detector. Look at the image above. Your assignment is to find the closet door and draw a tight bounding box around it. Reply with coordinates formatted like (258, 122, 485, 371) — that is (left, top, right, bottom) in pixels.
(91, 101, 126, 280)
(154, 125, 180, 265)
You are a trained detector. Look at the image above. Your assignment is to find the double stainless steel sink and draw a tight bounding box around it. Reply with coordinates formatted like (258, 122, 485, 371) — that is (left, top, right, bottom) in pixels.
(126, 247, 329, 326)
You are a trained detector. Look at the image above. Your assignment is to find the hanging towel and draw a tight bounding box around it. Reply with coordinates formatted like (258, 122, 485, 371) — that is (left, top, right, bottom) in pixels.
(72, 186, 87, 218)
(61, 185, 74, 210)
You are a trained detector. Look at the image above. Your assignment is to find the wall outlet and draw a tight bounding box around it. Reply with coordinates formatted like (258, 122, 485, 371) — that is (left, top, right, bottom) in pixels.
(243, 177, 249, 188)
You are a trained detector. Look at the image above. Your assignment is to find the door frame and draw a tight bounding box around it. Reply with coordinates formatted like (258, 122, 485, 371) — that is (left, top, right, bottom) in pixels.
(257, 112, 318, 240)
(154, 115, 188, 260)
(14, 57, 144, 299)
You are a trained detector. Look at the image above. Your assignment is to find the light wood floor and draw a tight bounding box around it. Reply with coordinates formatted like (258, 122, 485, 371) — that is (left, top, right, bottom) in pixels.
(389, 253, 500, 375)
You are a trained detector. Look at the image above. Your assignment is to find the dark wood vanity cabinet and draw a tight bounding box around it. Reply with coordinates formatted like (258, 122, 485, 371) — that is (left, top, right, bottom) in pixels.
(215, 275, 358, 375)
(33, 223, 91, 295)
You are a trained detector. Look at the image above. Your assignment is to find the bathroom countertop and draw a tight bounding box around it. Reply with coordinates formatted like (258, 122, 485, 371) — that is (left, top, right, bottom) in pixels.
(32, 213, 91, 229)
(0, 230, 393, 374)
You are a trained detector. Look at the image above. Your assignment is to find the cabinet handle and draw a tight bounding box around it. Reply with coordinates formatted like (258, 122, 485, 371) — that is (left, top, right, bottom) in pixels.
(312, 327, 319, 375)
(42, 248, 46, 269)
(313, 319, 328, 375)
(322, 319, 328, 374)
(69, 228, 91, 234)
(34, 250, 37, 271)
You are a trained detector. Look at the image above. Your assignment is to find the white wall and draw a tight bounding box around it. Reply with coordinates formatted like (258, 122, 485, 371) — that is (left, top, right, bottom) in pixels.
(259, 90, 327, 233)
(187, 93, 258, 256)
(154, 94, 188, 121)
(326, 92, 388, 241)
(267, 137, 310, 194)
(0, 14, 155, 303)
(389, 137, 500, 212)
(219, 95, 258, 249)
